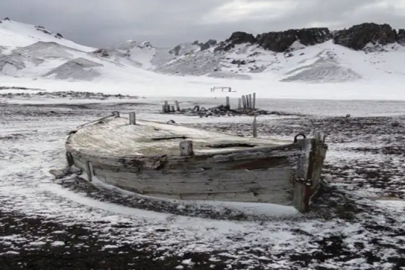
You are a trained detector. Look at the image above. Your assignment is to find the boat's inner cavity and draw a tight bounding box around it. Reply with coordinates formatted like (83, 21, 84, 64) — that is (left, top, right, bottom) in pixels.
(206, 143, 256, 148)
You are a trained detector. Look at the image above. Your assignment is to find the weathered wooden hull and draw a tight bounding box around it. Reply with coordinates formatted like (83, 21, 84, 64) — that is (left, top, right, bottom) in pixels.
(64, 115, 327, 213)
(68, 144, 300, 205)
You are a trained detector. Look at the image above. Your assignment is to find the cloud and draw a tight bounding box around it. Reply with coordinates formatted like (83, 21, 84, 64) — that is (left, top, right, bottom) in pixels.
(0, 0, 404, 48)
(200, 0, 298, 24)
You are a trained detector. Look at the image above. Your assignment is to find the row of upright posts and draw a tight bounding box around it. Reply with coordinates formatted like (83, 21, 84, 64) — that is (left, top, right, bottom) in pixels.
(162, 100, 180, 113)
(238, 93, 256, 110)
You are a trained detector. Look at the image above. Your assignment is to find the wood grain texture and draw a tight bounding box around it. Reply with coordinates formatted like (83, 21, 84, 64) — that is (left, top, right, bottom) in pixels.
(65, 117, 328, 212)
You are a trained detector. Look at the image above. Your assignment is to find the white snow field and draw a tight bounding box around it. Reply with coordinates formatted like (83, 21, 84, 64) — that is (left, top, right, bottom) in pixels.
(1, 19, 405, 100)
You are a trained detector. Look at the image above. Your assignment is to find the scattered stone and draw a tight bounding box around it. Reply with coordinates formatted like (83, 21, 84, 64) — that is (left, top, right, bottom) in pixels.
(162, 104, 297, 117)
(0, 91, 142, 100)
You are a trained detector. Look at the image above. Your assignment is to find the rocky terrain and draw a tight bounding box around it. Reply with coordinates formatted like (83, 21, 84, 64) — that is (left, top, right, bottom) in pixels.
(1, 96, 404, 269)
(217, 23, 405, 52)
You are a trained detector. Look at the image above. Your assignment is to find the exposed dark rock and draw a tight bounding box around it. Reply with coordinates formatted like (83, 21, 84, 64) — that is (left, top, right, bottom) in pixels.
(333, 23, 397, 50)
(93, 49, 109, 57)
(55, 33, 63, 39)
(397, 29, 405, 45)
(231, 59, 247, 65)
(200, 39, 217, 51)
(297, 28, 332, 46)
(169, 45, 182, 56)
(255, 28, 331, 52)
(4, 17, 10, 21)
(37, 28, 52, 35)
(214, 23, 405, 53)
(228, 31, 256, 44)
(256, 30, 296, 52)
(192, 40, 199, 45)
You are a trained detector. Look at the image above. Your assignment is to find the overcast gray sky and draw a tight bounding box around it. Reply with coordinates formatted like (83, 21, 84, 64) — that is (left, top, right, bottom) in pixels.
(1, 0, 405, 48)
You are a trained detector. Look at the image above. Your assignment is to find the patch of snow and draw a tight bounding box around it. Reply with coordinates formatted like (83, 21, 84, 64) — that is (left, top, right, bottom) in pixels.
(51, 241, 65, 247)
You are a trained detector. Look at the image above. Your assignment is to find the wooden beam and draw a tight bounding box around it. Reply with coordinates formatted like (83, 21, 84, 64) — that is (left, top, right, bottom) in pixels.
(129, 112, 136, 125)
(252, 116, 257, 138)
(253, 93, 256, 110)
(292, 138, 313, 213)
(180, 140, 194, 156)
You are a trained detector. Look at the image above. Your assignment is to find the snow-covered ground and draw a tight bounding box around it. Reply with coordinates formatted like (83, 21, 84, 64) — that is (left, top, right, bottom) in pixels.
(1, 94, 404, 269)
(1, 19, 405, 101)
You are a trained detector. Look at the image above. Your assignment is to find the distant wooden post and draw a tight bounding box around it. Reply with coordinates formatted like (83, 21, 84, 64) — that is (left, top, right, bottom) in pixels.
(180, 140, 194, 156)
(170, 105, 175, 112)
(253, 93, 256, 110)
(242, 95, 246, 109)
(129, 112, 136, 125)
(238, 98, 241, 109)
(252, 116, 257, 138)
(175, 100, 180, 111)
(164, 101, 169, 113)
(225, 96, 230, 109)
(248, 94, 253, 109)
(162, 105, 166, 113)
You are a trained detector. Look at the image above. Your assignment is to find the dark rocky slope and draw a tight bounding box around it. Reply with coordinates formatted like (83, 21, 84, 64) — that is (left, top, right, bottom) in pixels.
(214, 23, 405, 53)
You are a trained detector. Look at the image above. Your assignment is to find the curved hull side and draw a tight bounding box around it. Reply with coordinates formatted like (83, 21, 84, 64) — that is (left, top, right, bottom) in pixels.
(70, 152, 297, 206)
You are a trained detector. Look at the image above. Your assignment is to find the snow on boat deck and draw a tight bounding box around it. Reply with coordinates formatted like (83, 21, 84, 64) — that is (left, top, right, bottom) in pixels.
(69, 117, 289, 156)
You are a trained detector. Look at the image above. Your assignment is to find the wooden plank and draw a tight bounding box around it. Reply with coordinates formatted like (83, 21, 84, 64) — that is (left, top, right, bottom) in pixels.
(253, 92, 256, 110)
(308, 132, 328, 194)
(92, 165, 294, 204)
(292, 138, 313, 213)
(253, 116, 257, 138)
(129, 112, 136, 125)
(66, 117, 290, 157)
(180, 140, 194, 156)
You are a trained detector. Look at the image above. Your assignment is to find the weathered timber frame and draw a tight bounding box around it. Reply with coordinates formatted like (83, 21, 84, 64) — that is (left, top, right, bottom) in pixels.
(62, 114, 328, 213)
(292, 132, 328, 212)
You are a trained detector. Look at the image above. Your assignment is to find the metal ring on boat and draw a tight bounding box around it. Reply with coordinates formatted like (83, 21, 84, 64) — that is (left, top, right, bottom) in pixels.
(293, 133, 306, 143)
(66, 152, 74, 167)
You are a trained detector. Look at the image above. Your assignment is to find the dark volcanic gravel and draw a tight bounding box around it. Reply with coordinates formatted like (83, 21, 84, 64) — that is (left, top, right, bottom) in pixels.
(1, 97, 405, 270)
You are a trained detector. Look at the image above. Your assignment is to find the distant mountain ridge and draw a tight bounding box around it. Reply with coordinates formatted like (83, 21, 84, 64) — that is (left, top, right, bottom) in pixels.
(214, 23, 405, 53)
(1, 17, 405, 84)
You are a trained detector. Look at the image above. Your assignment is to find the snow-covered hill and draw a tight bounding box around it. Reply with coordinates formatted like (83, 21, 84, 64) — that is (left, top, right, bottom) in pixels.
(0, 18, 160, 82)
(1, 18, 405, 100)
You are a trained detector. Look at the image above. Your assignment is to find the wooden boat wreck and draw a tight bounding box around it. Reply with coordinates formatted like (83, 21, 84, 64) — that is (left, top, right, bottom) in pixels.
(63, 112, 328, 213)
